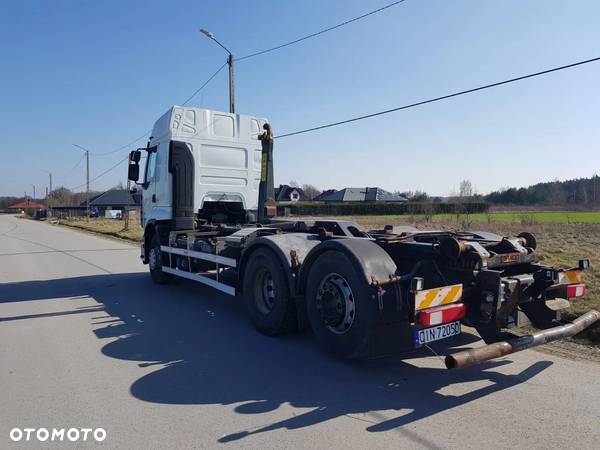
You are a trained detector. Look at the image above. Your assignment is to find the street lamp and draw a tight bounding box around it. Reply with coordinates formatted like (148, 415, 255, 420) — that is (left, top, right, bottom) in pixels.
(72, 144, 91, 221)
(41, 169, 53, 218)
(200, 28, 235, 114)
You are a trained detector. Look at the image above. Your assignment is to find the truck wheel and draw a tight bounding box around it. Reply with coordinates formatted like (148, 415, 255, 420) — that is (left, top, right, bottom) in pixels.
(243, 248, 297, 336)
(149, 234, 171, 284)
(306, 250, 376, 359)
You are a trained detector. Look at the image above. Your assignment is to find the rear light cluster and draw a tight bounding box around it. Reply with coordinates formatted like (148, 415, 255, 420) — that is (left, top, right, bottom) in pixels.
(566, 284, 587, 299)
(419, 303, 466, 327)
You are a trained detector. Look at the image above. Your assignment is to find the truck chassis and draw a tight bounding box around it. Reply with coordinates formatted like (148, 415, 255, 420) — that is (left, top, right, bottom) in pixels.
(141, 217, 595, 364)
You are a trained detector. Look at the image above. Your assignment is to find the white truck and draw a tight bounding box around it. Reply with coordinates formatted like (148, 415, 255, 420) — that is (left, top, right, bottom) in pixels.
(127, 106, 598, 367)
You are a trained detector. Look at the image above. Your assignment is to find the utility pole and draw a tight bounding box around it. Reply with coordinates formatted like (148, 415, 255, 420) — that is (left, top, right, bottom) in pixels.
(228, 53, 235, 114)
(85, 149, 90, 221)
(72, 144, 91, 221)
(42, 170, 53, 218)
(200, 28, 235, 113)
(124, 179, 130, 231)
(31, 184, 36, 202)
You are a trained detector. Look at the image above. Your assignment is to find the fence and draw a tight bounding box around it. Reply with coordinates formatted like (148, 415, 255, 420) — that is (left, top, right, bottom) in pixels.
(277, 202, 490, 216)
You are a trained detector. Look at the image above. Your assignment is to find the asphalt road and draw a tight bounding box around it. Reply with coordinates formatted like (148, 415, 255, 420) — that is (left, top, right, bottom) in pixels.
(1, 214, 599, 449)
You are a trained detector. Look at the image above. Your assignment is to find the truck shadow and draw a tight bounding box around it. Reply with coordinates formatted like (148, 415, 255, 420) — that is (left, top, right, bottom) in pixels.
(0, 272, 552, 443)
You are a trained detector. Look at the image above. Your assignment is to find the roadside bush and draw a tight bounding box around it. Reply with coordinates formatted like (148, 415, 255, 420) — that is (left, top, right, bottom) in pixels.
(277, 202, 490, 216)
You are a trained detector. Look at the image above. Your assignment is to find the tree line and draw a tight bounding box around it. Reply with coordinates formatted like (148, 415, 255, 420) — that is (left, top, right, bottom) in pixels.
(3, 176, 598, 211)
(485, 175, 600, 207)
(0, 186, 102, 210)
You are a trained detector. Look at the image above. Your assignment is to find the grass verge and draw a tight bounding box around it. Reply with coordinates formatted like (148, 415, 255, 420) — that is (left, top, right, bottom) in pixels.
(55, 218, 143, 242)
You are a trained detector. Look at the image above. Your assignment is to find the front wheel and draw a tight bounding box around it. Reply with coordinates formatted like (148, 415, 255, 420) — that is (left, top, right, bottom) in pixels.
(306, 250, 376, 359)
(148, 234, 171, 284)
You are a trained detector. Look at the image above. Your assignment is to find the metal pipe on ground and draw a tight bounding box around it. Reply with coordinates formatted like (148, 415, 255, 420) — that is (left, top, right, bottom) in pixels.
(445, 309, 600, 369)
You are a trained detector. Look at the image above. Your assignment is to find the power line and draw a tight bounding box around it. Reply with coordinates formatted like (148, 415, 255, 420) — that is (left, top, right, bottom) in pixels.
(182, 62, 228, 105)
(61, 62, 227, 190)
(275, 56, 600, 139)
(60, 154, 85, 179)
(59, 2, 404, 168)
(63, 0, 401, 164)
(68, 156, 129, 191)
(64, 56, 600, 191)
(93, 131, 151, 156)
(87, 62, 225, 160)
(236, 0, 407, 61)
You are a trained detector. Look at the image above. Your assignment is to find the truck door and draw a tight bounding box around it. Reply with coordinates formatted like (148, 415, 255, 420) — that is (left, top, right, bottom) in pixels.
(141, 146, 157, 226)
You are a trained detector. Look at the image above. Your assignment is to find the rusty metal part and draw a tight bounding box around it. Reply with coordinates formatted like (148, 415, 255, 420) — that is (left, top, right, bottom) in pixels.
(317, 227, 334, 241)
(370, 274, 402, 288)
(265, 204, 277, 218)
(445, 309, 600, 369)
(290, 249, 300, 273)
(517, 231, 537, 250)
(439, 237, 466, 261)
(258, 122, 273, 140)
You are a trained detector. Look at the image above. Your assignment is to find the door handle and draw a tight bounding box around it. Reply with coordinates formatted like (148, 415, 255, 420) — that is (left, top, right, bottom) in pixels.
(152, 194, 156, 203)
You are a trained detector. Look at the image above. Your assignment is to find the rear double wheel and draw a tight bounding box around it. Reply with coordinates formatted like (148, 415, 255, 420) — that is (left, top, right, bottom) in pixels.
(306, 250, 376, 359)
(243, 248, 297, 335)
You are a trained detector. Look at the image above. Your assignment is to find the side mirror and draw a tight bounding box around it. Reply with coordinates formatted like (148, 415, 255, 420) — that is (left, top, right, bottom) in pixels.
(129, 150, 141, 163)
(129, 185, 138, 194)
(128, 163, 139, 182)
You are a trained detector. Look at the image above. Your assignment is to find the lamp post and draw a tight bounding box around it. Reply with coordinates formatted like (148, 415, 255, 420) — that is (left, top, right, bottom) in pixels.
(200, 28, 235, 114)
(72, 144, 90, 221)
(41, 170, 53, 218)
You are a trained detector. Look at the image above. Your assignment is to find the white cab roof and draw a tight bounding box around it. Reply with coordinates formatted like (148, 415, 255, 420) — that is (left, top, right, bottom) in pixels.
(151, 106, 268, 144)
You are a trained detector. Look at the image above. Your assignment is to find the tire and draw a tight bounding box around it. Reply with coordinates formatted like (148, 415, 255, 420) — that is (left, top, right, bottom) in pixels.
(305, 250, 376, 359)
(148, 233, 171, 284)
(243, 248, 297, 336)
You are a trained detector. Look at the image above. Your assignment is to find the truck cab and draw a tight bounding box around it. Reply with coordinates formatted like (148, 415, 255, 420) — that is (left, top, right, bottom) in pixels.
(136, 106, 268, 230)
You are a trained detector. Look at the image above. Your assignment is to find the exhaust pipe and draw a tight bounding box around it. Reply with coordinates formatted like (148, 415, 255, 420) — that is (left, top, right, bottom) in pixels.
(257, 123, 276, 223)
(445, 309, 600, 369)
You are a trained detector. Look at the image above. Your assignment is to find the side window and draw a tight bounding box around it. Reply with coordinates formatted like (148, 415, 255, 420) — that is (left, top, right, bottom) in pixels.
(144, 148, 157, 185)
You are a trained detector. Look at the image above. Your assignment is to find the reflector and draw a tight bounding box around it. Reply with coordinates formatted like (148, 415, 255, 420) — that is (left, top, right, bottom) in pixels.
(566, 284, 587, 298)
(419, 303, 466, 327)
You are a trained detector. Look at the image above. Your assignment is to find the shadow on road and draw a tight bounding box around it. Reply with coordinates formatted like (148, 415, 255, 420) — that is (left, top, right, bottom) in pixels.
(0, 273, 552, 443)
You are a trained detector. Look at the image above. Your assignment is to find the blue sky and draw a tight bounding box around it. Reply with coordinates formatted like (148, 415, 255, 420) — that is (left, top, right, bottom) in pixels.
(1, 0, 599, 197)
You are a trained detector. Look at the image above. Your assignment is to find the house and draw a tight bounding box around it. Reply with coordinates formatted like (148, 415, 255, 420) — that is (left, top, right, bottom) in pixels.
(7, 200, 47, 218)
(274, 184, 308, 203)
(86, 188, 141, 215)
(312, 189, 337, 201)
(314, 187, 407, 202)
(7, 200, 47, 210)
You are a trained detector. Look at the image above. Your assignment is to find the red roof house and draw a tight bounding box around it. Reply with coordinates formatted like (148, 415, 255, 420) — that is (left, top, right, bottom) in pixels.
(8, 201, 47, 209)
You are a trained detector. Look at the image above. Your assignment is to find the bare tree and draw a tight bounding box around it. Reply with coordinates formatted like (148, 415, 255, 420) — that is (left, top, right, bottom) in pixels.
(302, 184, 321, 200)
(459, 179, 474, 199)
(288, 180, 300, 188)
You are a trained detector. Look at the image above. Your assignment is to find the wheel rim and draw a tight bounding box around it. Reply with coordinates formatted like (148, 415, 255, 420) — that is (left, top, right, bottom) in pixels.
(149, 247, 159, 271)
(315, 273, 355, 334)
(254, 268, 276, 315)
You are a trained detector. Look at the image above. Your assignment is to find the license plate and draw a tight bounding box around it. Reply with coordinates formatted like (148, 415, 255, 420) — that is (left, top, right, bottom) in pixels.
(415, 321, 461, 345)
